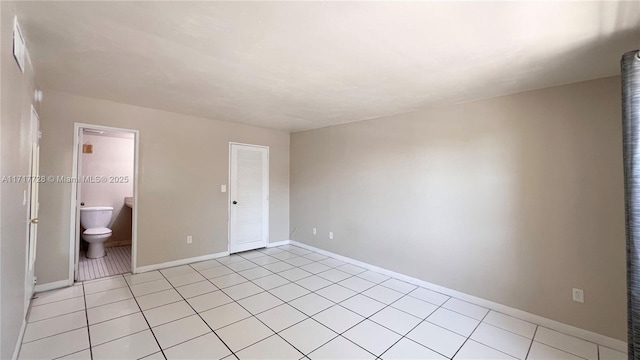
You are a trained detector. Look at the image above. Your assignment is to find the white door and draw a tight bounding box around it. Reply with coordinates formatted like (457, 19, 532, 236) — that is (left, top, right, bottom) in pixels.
(26, 106, 40, 305)
(229, 143, 269, 253)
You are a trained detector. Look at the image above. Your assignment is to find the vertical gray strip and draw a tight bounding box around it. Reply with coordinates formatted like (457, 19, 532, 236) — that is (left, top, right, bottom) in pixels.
(622, 49, 640, 360)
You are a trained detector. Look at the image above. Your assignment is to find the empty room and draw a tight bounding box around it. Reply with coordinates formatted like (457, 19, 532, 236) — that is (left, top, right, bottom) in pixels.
(2, 1, 640, 359)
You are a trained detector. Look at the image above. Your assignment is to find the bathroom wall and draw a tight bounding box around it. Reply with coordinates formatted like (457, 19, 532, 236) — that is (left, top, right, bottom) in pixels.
(0, 1, 38, 357)
(290, 76, 626, 340)
(36, 91, 290, 284)
(80, 133, 134, 247)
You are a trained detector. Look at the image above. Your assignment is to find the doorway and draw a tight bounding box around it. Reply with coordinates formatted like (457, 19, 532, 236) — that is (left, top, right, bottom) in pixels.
(69, 123, 139, 283)
(229, 143, 269, 253)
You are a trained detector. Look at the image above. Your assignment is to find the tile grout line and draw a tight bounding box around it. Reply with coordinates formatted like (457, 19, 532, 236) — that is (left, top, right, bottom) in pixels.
(524, 325, 540, 359)
(157, 268, 239, 360)
(81, 283, 94, 360)
(120, 274, 168, 359)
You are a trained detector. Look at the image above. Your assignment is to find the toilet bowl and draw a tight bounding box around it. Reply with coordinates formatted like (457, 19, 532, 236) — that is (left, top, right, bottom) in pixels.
(80, 206, 113, 259)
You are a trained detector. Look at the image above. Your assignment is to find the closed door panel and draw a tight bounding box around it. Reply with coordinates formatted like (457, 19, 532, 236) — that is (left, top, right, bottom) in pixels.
(229, 144, 269, 253)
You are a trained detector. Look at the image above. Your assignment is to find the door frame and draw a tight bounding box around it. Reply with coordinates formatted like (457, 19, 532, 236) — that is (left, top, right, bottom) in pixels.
(25, 105, 40, 310)
(227, 142, 269, 254)
(68, 123, 140, 284)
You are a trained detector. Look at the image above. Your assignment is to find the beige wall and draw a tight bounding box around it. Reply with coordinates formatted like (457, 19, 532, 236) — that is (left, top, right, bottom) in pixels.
(290, 76, 626, 340)
(36, 91, 290, 284)
(80, 133, 134, 247)
(0, 1, 38, 358)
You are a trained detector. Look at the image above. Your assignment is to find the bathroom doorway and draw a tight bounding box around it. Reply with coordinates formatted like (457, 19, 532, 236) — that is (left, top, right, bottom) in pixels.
(69, 123, 139, 283)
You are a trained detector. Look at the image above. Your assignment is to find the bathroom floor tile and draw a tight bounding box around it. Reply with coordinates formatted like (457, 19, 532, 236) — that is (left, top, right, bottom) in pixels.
(289, 293, 334, 316)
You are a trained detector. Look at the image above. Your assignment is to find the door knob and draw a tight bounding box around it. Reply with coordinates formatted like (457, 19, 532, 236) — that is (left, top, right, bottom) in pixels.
(30, 218, 38, 224)
(232, 201, 237, 204)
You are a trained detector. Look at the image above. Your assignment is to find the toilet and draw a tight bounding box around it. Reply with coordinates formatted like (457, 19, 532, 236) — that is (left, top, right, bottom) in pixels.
(80, 206, 113, 258)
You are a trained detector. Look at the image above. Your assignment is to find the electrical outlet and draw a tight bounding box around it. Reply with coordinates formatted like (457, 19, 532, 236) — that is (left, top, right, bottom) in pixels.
(572, 288, 584, 303)
(221, 185, 227, 193)
(187, 235, 193, 244)
(313, 228, 317, 235)
(329, 232, 334, 240)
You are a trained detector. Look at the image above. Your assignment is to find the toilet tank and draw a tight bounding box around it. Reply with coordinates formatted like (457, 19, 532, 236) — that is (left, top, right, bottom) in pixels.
(80, 206, 114, 229)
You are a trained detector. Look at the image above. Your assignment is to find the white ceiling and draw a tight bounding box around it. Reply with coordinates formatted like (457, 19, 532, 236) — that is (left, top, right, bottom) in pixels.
(16, 1, 640, 132)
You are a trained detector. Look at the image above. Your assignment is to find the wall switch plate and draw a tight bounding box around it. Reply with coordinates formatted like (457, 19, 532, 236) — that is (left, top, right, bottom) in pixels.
(329, 232, 334, 240)
(187, 235, 193, 244)
(572, 288, 584, 303)
(313, 228, 317, 235)
(23, 190, 27, 206)
(221, 185, 227, 193)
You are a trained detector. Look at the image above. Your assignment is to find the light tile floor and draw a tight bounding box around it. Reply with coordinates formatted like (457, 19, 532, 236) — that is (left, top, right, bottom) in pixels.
(21, 244, 625, 360)
(78, 245, 131, 281)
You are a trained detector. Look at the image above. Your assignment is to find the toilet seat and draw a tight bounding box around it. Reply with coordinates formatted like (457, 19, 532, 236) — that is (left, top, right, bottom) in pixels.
(83, 227, 112, 236)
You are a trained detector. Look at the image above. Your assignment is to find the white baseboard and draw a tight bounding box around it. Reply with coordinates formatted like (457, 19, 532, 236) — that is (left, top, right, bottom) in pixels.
(34, 279, 69, 293)
(289, 240, 627, 353)
(136, 251, 230, 273)
(267, 240, 291, 248)
(11, 318, 26, 360)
